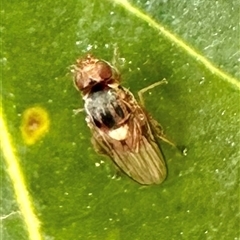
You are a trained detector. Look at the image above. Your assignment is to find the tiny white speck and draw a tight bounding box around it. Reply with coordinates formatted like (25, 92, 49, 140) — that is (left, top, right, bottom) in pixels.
(87, 206, 91, 209)
(86, 44, 93, 51)
(119, 57, 126, 64)
(88, 193, 92, 196)
(182, 148, 188, 156)
(221, 110, 226, 115)
(95, 162, 100, 167)
(64, 192, 69, 195)
(109, 218, 113, 221)
(199, 77, 205, 84)
(59, 205, 63, 208)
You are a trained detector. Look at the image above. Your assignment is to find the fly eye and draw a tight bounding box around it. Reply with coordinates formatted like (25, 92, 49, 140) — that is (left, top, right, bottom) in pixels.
(96, 61, 112, 80)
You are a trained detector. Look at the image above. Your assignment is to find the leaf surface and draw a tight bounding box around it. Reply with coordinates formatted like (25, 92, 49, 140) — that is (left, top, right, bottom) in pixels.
(1, 0, 239, 239)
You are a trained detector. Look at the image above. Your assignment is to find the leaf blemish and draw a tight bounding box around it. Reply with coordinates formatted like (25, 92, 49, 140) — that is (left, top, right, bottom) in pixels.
(20, 107, 50, 145)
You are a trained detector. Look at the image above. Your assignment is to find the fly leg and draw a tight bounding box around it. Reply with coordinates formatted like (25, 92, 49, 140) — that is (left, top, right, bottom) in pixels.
(150, 115, 187, 156)
(111, 45, 125, 73)
(138, 79, 168, 106)
(148, 116, 175, 147)
(138, 80, 187, 155)
(112, 45, 120, 67)
(137, 79, 172, 144)
(73, 108, 84, 115)
(148, 114, 185, 150)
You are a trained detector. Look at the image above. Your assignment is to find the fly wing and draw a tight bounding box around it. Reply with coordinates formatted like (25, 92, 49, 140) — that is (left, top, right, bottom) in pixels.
(89, 112, 167, 185)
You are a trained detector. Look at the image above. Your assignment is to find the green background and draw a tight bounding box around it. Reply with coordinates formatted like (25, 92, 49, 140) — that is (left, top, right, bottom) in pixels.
(1, 0, 239, 239)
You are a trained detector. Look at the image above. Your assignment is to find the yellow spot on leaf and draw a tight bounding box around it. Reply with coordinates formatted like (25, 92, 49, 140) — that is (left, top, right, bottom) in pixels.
(21, 107, 50, 145)
(0, 108, 42, 240)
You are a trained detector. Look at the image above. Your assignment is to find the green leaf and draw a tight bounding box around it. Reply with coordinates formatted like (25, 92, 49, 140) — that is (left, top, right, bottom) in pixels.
(1, 0, 239, 239)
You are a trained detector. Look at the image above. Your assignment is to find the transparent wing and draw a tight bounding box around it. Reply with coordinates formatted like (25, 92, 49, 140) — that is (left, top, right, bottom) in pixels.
(90, 112, 167, 185)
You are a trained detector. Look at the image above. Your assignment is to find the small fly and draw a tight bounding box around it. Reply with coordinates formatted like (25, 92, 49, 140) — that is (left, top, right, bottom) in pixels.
(72, 54, 179, 185)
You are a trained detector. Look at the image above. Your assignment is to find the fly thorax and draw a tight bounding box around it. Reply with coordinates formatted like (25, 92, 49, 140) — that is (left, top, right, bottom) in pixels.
(85, 89, 130, 131)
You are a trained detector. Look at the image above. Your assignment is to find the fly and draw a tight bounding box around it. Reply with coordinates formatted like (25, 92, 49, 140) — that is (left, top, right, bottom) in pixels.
(72, 54, 180, 185)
